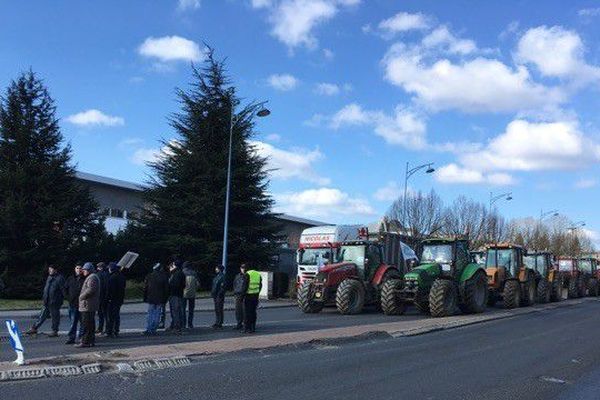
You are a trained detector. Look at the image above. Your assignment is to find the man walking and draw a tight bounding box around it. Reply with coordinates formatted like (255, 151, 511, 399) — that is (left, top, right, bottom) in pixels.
(243, 267, 262, 334)
(143, 263, 169, 335)
(63, 263, 84, 344)
(182, 261, 199, 329)
(77, 262, 100, 348)
(233, 263, 249, 330)
(96, 262, 109, 334)
(211, 265, 226, 329)
(106, 262, 126, 338)
(168, 261, 186, 333)
(27, 265, 65, 337)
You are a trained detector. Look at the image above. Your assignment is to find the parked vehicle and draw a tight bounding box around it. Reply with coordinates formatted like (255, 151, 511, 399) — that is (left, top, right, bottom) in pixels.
(385, 238, 488, 317)
(486, 244, 536, 309)
(577, 258, 599, 297)
(524, 252, 563, 303)
(297, 226, 417, 315)
(559, 258, 585, 298)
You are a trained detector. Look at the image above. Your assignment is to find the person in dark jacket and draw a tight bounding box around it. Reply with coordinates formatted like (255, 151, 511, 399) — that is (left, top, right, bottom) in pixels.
(27, 265, 65, 337)
(143, 263, 169, 335)
(105, 262, 126, 338)
(63, 263, 85, 344)
(233, 263, 249, 330)
(211, 265, 226, 329)
(168, 261, 186, 333)
(96, 262, 110, 333)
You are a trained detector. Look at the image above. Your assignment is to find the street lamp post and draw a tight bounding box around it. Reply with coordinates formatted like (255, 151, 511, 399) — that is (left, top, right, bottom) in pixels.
(489, 191, 512, 211)
(221, 99, 270, 274)
(402, 162, 435, 228)
(567, 221, 586, 232)
(539, 209, 559, 224)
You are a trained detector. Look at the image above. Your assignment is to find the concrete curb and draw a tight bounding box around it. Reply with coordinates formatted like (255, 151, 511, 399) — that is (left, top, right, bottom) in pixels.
(0, 298, 596, 383)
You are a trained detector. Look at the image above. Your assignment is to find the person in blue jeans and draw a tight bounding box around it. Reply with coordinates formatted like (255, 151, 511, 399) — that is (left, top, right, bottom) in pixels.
(63, 263, 85, 344)
(143, 263, 169, 335)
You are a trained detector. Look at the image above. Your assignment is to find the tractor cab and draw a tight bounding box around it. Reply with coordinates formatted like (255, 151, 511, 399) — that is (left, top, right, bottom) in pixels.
(558, 257, 577, 276)
(418, 238, 470, 278)
(525, 252, 562, 303)
(334, 240, 383, 282)
(485, 244, 524, 281)
(485, 243, 536, 308)
(577, 258, 597, 276)
(524, 252, 552, 278)
(470, 251, 486, 265)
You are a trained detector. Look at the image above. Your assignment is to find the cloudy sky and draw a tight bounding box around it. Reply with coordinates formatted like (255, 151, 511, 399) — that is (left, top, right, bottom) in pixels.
(1, 0, 599, 244)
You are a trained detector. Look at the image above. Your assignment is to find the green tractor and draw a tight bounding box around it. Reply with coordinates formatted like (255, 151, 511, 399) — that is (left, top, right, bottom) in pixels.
(382, 238, 488, 317)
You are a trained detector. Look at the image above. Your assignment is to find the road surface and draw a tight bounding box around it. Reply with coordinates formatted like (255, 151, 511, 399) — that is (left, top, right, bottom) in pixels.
(2, 300, 600, 399)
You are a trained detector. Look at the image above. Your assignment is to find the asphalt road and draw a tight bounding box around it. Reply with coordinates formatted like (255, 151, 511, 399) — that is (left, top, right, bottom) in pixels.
(3, 300, 600, 399)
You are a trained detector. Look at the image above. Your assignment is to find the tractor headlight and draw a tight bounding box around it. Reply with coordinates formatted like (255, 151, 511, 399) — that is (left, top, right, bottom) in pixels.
(441, 264, 451, 272)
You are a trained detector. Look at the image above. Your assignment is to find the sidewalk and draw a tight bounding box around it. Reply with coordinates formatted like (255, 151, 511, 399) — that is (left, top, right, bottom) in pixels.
(0, 297, 296, 319)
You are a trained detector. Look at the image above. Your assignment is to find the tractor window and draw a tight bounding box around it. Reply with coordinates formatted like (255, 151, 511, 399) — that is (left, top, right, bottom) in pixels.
(523, 255, 535, 269)
(337, 245, 366, 265)
(367, 245, 382, 266)
(558, 260, 573, 272)
(486, 249, 516, 274)
(579, 260, 592, 273)
(456, 242, 468, 267)
(537, 255, 548, 274)
(298, 248, 336, 267)
(421, 245, 453, 264)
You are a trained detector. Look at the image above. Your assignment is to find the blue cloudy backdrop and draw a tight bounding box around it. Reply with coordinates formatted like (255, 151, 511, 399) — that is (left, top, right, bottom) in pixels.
(1, 0, 599, 244)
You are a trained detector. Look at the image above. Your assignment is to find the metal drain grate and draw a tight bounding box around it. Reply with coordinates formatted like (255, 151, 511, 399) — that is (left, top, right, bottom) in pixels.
(81, 363, 102, 374)
(44, 365, 82, 377)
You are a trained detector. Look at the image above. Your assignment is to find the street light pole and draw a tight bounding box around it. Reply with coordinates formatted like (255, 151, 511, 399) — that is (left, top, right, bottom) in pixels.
(489, 191, 512, 243)
(567, 221, 586, 232)
(539, 209, 559, 224)
(221, 99, 270, 274)
(402, 161, 435, 229)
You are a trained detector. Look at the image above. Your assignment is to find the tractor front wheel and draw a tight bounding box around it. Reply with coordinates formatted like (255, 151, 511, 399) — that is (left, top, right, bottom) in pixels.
(429, 279, 457, 317)
(459, 271, 488, 314)
(551, 276, 563, 302)
(537, 280, 550, 304)
(336, 279, 365, 315)
(503, 280, 520, 309)
(297, 281, 324, 314)
(520, 278, 536, 307)
(380, 279, 406, 315)
(587, 278, 599, 297)
(414, 287, 431, 314)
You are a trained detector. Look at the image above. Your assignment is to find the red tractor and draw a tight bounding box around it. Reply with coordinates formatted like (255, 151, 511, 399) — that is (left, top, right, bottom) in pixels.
(558, 257, 586, 298)
(297, 229, 416, 314)
(578, 257, 599, 297)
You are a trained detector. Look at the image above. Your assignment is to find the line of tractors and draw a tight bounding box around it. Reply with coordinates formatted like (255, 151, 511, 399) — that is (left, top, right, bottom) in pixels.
(296, 226, 599, 318)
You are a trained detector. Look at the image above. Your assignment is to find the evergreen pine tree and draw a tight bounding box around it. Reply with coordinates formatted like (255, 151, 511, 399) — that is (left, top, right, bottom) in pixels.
(0, 71, 103, 297)
(134, 51, 280, 274)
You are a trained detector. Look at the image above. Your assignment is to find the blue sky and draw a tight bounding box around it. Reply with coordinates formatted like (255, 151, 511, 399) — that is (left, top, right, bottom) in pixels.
(1, 0, 600, 244)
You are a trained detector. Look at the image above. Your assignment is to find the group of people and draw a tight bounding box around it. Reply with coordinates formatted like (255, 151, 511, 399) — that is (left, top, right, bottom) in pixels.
(25, 258, 263, 346)
(142, 260, 262, 335)
(27, 261, 126, 348)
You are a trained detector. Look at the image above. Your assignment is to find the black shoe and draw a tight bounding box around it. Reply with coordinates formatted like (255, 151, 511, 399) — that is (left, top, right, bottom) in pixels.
(212, 324, 223, 329)
(65, 339, 75, 345)
(233, 325, 243, 330)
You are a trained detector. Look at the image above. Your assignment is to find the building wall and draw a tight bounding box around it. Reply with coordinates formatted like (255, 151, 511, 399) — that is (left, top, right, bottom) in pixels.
(82, 181, 144, 234)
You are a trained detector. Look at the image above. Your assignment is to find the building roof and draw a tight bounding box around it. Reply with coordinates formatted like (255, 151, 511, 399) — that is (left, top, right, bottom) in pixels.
(276, 213, 330, 227)
(76, 171, 329, 227)
(76, 171, 145, 192)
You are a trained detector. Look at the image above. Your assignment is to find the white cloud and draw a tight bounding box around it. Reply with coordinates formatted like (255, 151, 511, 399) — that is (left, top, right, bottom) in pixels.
(378, 12, 431, 37)
(578, 8, 600, 17)
(314, 82, 340, 95)
(251, 140, 330, 185)
(323, 48, 335, 60)
(460, 119, 600, 172)
(138, 36, 203, 62)
(582, 228, 600, 248)
(373, 181, 402, 201)
(383, 43, 564, 113)
(575, 178, 598, 189)
(256, 0, 360, 49)
(131, 148, 160, 166)
(275, 187, 375, 219)
(515, 26, 600, 83)
(328, 103, 427, 149)
(422, 26, 477, 55)
(177, 0, 200, 11)
(66, 109, 124, 127)
(434, 164, 515, 186)
(265, 133, 282, 142)
(267, 73, 299, 91)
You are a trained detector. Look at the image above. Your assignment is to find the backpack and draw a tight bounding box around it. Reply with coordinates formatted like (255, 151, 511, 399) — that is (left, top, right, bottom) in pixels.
(184, 275, 198, 298)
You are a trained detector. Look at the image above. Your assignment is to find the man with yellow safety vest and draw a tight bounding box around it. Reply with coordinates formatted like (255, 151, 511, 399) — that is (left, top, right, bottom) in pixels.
(243, 267, 262, 333)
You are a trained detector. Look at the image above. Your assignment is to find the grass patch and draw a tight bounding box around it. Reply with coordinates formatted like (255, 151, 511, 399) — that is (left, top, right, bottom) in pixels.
(0, 299, 43, 311)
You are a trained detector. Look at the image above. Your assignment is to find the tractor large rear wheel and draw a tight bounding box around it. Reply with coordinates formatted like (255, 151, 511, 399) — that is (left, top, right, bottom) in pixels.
(568, 277, 579, 298)
(551, 276, 563, 302)
(380, 279, 406, 315)
(297, 281, 324, 314)
(503, 280, 520, 309)
(336, 279, 365, 315)
(429, 279, 457, 317)
(537, 280, 550, 304)
(520, 278, 536, 307)
(459, 271, 488, 314)
(587, 278, 599, 297)
(578, 276, 587, 297)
